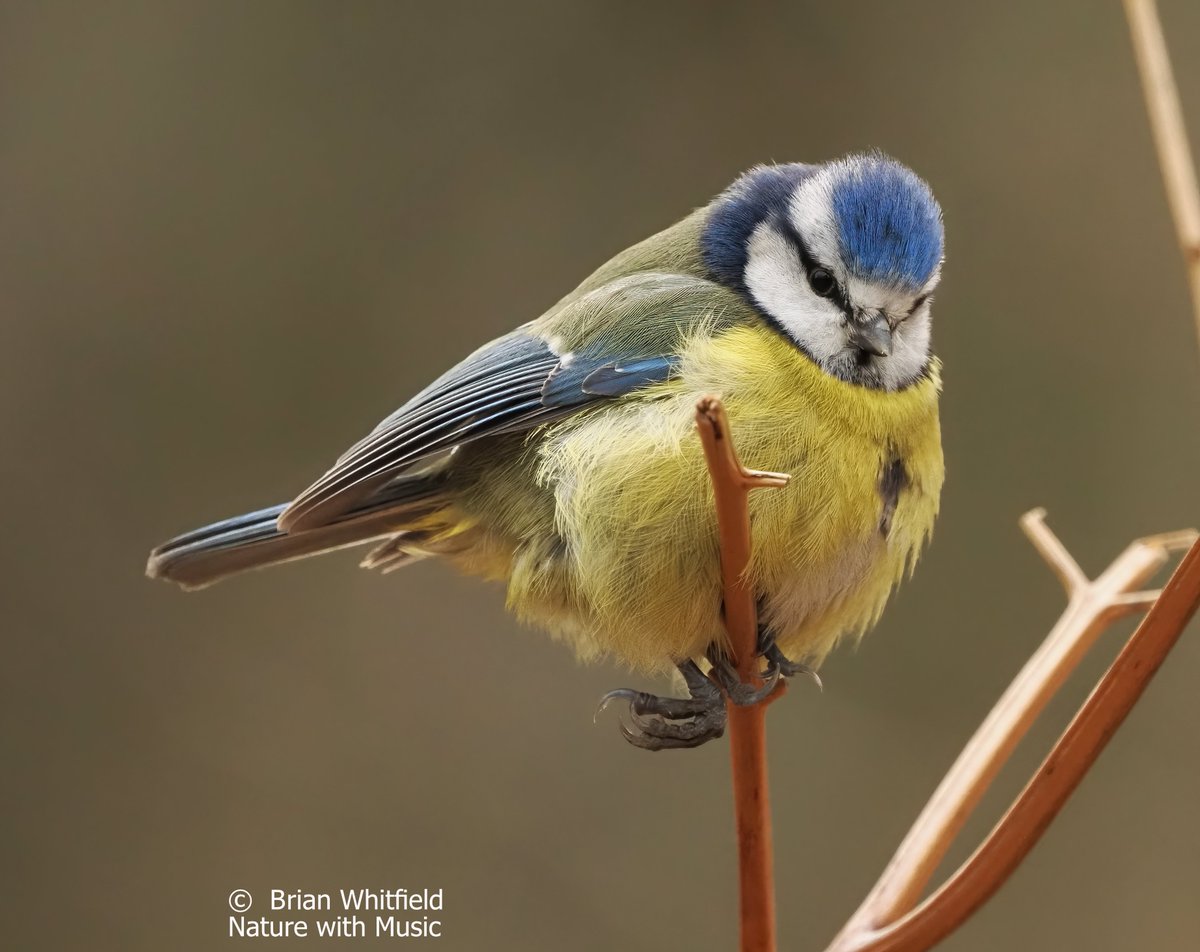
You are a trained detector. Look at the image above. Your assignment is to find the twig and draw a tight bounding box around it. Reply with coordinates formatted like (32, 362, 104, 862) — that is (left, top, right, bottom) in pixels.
(818, 5, 1200, 947)
(826, 517, 1199, 952)
(694, 395, 789, 952)
(1124, 0, 1200, 342)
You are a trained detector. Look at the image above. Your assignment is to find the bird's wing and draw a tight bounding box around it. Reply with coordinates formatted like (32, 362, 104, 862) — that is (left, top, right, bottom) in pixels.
(278, 272, 750, 532)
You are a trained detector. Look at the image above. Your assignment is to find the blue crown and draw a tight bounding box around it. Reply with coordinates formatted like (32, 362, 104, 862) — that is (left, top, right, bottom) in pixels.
(830, 155, 943, 290)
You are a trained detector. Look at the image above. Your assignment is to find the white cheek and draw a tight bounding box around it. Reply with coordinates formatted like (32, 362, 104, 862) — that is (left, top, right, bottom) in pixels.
(881, 309, 932, 390)
(743, 222, 845, 361)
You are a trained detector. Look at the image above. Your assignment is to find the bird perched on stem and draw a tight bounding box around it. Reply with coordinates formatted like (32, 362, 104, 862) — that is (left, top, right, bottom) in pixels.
(148, 152, 945, 749)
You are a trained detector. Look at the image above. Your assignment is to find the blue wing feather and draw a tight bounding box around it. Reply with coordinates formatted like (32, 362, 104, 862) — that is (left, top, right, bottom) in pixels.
(280, 328, 676, 531)
(579, 356, 675, 397)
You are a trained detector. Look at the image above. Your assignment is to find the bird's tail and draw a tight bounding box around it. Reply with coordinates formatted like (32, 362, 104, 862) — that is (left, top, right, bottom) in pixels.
(147, 482, 445, 590)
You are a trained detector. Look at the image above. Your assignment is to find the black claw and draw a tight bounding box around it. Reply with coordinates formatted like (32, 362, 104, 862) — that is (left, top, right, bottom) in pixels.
(598, 660, 727, 751)
(598, 632, 822, 751)
(597, 688, 715, 721)
(594, 688, 639, 722)
(620, 715, 724, 750)
(764, 643, 823, 690)
(756, 623, 823, 690)
(707, 651, 781, 705)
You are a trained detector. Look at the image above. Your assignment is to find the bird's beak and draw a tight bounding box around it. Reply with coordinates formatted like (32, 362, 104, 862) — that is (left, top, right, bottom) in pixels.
(849, 314, 893, 358)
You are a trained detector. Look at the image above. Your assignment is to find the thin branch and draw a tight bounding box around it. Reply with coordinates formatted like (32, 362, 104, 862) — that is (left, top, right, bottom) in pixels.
(1124, 0, 1200, 344)
(694, 395, 789, 952)
(816, 6, 1200, 948)
(1105, 589, 1164, 614)
(1019, 507, 1088, 596)
(826, 519, 1199, 952)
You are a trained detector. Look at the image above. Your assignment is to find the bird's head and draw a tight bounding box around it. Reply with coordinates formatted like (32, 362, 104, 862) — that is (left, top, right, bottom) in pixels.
(701, 153, 944, 390)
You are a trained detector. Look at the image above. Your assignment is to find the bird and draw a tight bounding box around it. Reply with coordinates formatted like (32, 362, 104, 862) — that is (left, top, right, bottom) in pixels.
(147, 151, 945, 749)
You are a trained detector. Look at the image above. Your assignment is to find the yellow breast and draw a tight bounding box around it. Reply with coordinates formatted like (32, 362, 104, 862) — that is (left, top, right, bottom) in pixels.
(685, 325, 944, 662)
(530, 324, 943, 672)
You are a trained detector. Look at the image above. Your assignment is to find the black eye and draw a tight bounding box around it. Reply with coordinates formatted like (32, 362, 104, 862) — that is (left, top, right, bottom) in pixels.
(808, 267, 837, 298)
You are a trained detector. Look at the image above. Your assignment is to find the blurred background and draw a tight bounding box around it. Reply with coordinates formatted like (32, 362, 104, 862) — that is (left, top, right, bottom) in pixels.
(3, 2, 1199, 949)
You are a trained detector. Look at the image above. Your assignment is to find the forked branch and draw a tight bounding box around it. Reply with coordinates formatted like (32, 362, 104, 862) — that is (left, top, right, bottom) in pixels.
(823, 4, 1200, 947)
(825, 517, 1200, 952)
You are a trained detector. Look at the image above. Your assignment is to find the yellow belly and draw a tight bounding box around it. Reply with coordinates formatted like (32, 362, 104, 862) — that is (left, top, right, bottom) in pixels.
(514, 324, 944, 673)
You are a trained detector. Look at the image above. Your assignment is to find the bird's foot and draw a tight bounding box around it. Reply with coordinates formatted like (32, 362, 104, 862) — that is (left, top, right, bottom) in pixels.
(757, 627, 823, 690)
(597, 660, 726, 750)
(706, 645, 783, 705)
(597, 631, 817, 750)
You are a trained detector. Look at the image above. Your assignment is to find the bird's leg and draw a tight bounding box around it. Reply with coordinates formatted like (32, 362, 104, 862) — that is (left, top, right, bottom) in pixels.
(597, 660, 727, 750)
(706, 642, 782, 705)
(597, 626, 819, 751)
(757, 624, 823, 690)
(702, 597, 783, 705)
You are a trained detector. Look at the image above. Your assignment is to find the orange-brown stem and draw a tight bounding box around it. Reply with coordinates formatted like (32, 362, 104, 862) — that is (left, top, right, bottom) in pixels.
(695, 395, 789, 952)
(827, 532, 1200, 952)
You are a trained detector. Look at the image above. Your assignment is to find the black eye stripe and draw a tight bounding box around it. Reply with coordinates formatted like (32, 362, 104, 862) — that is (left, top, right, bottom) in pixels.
(776, 215, 851, 316)
(907, 294, 930, 319)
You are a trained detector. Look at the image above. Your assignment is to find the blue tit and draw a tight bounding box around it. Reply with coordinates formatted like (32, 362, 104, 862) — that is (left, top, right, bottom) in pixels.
(148, 151, 945, 749)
